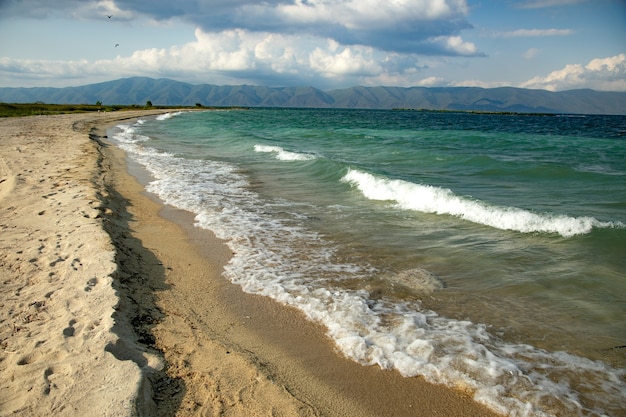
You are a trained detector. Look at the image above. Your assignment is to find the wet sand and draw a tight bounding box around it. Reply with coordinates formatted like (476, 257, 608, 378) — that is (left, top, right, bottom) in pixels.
(0, 112, 500, 416)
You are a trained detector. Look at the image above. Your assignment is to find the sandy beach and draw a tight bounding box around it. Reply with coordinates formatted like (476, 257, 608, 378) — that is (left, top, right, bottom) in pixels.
(0, 112, 500, 416)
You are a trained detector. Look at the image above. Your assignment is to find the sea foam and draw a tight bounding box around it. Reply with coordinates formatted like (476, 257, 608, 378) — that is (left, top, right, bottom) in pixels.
(341, 168, 623, 238)
(155, 111, 183, 121)
(254, 144, 316, 161)
(114, 124, 150, 144)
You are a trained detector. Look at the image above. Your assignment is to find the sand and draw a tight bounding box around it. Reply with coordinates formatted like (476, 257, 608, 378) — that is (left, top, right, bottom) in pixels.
(0, 112, 500, 416)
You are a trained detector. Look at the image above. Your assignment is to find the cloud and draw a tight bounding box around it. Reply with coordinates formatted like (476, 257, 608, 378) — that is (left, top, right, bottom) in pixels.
(0, 0, 135, 20)
(523, 48, 540, 60)
(0, 56, 115, 86)
(515, 0, 587, 9)
(1, 0, 478, 56)
(309, 43, 381, 77)
(231, 0, 475, 54)
(496, 28, 573, 37)
(520, 53, 626, 91)
(416, 76, 447, 86)
(0, 1, 485, 88)
(451, 79, 511, 88)
(430, 35, 480, 56)
(0, 27, 427, 88)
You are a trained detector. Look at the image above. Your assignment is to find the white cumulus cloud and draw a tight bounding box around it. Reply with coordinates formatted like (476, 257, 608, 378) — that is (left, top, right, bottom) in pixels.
(310, 45, 380, 77)
(416, 76, 447, 86)
(521, 53, 626, 91)
(0, 27, 425, 88)
(432, 35, 479, 55)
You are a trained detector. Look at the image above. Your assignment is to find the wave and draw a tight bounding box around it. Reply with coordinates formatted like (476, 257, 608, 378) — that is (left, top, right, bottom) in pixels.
(155, 111, 183, 121)
(341, 169, 623, 237)
(254, 144, 316, 161)
(113, 124, 150, 144)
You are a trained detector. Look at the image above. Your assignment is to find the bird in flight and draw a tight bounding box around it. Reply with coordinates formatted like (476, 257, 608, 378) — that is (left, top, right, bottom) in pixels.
(107, 15, 112, 19)
(115, 43, 119, 47)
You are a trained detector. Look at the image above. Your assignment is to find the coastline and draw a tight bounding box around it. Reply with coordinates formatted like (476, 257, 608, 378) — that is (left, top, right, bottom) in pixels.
(1, 112, 500, 416)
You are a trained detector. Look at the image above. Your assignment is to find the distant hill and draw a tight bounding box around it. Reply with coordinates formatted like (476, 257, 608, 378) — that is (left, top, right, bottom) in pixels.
(1, 77, 625, 115)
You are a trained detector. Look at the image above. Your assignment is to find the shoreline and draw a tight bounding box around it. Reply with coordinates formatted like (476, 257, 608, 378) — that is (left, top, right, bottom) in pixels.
(1, 112, 500, 416)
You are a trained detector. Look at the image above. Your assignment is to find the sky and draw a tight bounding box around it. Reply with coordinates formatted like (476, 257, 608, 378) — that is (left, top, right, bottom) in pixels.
(0, 0, 625, 91)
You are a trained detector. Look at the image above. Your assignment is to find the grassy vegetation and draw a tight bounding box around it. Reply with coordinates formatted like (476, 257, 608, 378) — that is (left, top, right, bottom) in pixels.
(0, 102, 213, 118)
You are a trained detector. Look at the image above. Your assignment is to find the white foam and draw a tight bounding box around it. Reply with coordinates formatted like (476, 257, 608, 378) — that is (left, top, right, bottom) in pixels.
(155, 111, 183, 121)
(113, 124, 150, 144)
(390, 268, 445, 293)
(254, 144, 316, 161)
(575, 163, 626, 176)
(341, 168, 624, 238)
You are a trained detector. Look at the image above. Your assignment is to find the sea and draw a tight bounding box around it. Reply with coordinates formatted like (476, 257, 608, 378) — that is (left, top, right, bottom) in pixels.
(109, 108, 626, 417)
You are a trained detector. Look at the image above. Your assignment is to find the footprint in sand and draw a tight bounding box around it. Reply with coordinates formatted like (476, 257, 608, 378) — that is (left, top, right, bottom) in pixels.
(17, 351, 41, 366)
(42, 364, 72, 395)
(48, 256, 66, 267)
(71, 258, 82, 270)
(43, 368, 53, 395)
(84, 277, 97, 292)
(63, 319, 76, 338)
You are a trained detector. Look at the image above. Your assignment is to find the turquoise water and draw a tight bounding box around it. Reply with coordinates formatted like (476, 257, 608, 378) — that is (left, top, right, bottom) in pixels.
(111, 109, 626, 417)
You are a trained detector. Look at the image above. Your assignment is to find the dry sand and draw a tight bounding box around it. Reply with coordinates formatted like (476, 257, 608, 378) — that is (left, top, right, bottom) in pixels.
(0, 112, 500, 416)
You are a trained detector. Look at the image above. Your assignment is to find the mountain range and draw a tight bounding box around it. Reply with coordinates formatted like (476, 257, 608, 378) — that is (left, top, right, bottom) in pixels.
(1, 77, 626, 115)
